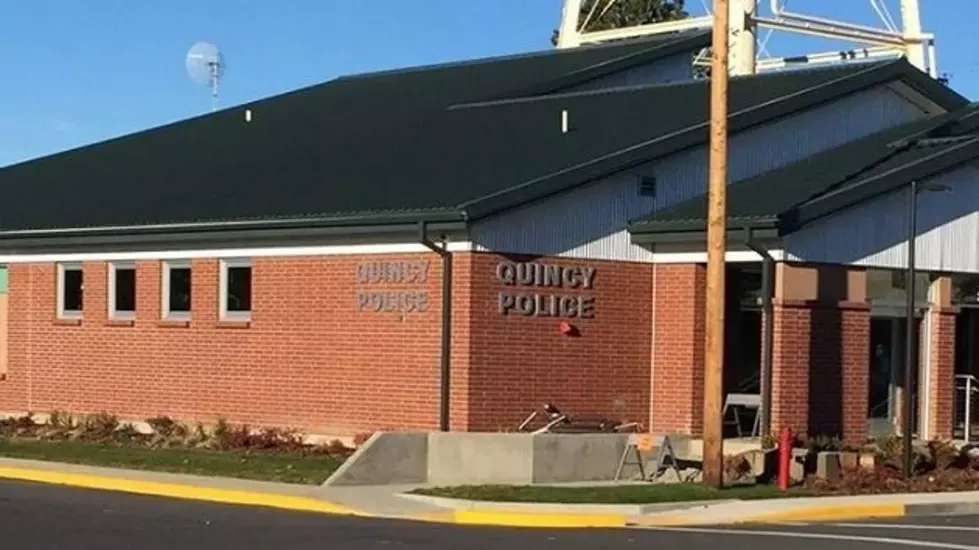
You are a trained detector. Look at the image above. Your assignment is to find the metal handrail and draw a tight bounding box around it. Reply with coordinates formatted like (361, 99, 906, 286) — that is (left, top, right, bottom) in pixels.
(956, 374, 979, 443)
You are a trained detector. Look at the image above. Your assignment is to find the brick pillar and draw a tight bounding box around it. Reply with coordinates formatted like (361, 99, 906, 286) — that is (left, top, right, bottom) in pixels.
(651, 264, 705, 435)
(771, 263, 870, 442)
(838, 304, 871, 441)
(924, 276, 956, 441)
(771, 302, 809, 435)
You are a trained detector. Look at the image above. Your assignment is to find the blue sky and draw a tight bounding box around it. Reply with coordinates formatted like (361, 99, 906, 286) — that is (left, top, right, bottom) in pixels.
(0, 0, 975, 167)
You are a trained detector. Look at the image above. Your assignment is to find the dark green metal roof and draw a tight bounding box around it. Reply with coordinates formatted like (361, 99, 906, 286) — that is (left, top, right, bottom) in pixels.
(0, 37, 967, 248)
(630, 102, 979, 242)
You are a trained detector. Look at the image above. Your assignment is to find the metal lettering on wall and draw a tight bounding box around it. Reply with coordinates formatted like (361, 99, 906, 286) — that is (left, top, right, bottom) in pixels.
(496, 261, 596, 318)
(356, 260, 430, 314)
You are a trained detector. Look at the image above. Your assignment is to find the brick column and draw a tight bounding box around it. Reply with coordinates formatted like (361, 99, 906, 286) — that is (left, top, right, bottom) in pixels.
(651, 264, 705, 435)
(770, 263, 870, 442)
(924, 276, 956, 441)
(771, 302, 809, 435)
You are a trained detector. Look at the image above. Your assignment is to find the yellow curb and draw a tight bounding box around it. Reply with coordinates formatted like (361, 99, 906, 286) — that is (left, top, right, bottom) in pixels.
(0, 467, 362, 516)
(627, 515, 705, 527)
(740, 503, 908, 523)
(450, 509, 628, 528)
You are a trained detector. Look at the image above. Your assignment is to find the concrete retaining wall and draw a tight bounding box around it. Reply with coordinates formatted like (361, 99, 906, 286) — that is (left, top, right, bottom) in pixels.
(325, 432, 428, 486)
(324, 431, 633, 487)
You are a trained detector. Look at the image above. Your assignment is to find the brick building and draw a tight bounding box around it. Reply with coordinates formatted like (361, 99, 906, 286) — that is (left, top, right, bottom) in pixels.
(0, 30, 976, 442)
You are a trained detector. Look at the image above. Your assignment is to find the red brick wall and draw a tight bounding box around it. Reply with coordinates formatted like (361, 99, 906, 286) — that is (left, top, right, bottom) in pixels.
(927, 309, 956, 440)
(771, 300, 869, 441)
(0, 251, 664, 435)
(0, 255, 450, 435)
(650, 264, 705, 435)
(462, 253, 653, 432)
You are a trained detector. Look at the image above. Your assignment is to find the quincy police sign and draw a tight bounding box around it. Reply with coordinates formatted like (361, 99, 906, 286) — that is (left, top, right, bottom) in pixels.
(496, 261, 596, 318)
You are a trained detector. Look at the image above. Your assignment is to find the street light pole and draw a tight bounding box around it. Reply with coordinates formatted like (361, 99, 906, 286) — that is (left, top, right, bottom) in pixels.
(903, 179, 918, 480)
(901, 178, 952, 479)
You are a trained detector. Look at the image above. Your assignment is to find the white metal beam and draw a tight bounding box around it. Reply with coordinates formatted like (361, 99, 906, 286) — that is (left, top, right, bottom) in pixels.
(729, 0, 757, 75)
(754, 45, 903, 71)
(556, 0, 583, 48)
(769, 0, 904, 40)
(900, 0, 927, 71)
(752, 15, 906, 47)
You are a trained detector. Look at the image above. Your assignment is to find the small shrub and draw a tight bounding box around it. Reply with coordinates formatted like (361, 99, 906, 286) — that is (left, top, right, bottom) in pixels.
(78, 412, 119, 441)
(927, 440, 964, 472)
(723, 454, 753, 482)
(873, 435, 903, 460)
(146, 416, 188, 439)
(212, 418, 230, 441)
(215, 423, 253, 450)
(48, 411, 76, 431)
(799, 434, 845, 453)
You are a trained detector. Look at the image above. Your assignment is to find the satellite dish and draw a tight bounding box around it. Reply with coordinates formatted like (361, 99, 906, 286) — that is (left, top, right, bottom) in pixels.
(186, 41, 225, 112)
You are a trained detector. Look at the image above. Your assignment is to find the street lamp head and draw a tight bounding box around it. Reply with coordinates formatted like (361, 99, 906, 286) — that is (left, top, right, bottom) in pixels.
(912, 179, 952, 194)
(922, 183, 952, 193)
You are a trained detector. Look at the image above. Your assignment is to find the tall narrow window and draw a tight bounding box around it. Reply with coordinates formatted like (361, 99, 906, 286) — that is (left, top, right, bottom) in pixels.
(57, 263, 84, 319)
(162, 261, 192, 320)
(108, 262, 137, 319)
(220, 259, 252, 320)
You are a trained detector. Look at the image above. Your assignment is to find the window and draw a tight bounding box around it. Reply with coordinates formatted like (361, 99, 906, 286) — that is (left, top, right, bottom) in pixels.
(162, 261, 192, 319)
(108, 262, 137, 319)
(57, 263, 84, 319)
(638, 176, 657, 197)
(220, 259, 252, 320)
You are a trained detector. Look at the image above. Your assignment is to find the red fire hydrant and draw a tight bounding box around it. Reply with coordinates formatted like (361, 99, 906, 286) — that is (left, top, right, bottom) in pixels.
(778, 426, 793, 491)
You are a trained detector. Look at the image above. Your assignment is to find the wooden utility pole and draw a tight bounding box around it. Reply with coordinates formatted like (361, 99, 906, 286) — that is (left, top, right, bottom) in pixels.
(702, 0, 730, 489)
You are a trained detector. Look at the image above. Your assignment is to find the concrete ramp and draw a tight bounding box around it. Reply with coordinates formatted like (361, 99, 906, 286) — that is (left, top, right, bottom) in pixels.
(324, 431, 636, 487)
(324, 432, 428, 486)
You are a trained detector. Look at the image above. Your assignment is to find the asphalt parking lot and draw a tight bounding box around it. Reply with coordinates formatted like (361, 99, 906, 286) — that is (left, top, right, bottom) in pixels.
(642, 516, 979, 549)
(4, 478, 979, 549)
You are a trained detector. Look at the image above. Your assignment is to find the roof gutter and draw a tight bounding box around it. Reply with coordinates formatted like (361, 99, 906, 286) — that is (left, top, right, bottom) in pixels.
(742, 227, 776, 439)
(419, 221, 454, 432)
(0, 214, 469, 252)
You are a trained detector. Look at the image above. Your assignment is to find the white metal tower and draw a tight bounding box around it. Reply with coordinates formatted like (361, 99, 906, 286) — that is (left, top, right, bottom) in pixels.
(556, 0, 937, 78)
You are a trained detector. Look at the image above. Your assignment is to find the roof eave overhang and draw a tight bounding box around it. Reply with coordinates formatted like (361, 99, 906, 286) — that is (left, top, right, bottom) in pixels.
(892, 64, 971, 112)
(0, 211, 470, 254)
(629, 219, 780, 245)
(787, 139, 979, 230)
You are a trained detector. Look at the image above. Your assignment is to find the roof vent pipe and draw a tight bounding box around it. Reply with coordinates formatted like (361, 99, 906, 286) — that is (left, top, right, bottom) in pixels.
(561, 109, 569, 134)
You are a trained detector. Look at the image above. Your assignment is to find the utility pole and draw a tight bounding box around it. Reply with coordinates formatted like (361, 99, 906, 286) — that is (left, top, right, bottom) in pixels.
(702, 0, 730, 489)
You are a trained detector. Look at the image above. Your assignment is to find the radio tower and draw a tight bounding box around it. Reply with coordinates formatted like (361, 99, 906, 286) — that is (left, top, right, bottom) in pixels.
(556, 0, 936, 78)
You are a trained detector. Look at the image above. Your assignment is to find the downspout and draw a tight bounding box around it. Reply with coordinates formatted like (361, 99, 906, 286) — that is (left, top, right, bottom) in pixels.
(419, 222, 453, 432)
(743, 227, 775, 438)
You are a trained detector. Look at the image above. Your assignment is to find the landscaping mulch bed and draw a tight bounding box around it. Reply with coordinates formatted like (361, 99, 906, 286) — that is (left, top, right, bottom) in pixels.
(415, 437, 979, 504)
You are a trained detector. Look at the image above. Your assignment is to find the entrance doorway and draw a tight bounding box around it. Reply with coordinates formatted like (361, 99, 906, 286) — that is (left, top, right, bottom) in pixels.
(722, 264, 764, 437)
(868, 315, 921, 438)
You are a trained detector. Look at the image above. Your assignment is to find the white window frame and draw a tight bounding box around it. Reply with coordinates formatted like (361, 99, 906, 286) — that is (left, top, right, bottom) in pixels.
(108, 261, 137, 320)
(219, 258, 252, 321)
(161, 260, 192, 321)
(56, 262, 84, 319)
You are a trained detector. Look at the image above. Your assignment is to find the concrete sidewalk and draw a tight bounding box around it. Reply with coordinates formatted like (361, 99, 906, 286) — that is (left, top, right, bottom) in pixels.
(2, 457, 979, 528)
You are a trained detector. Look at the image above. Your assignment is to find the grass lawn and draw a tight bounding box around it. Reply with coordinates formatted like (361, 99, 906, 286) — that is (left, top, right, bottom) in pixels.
(410, 482, 811, 504)
(0, 438, 343, 485)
